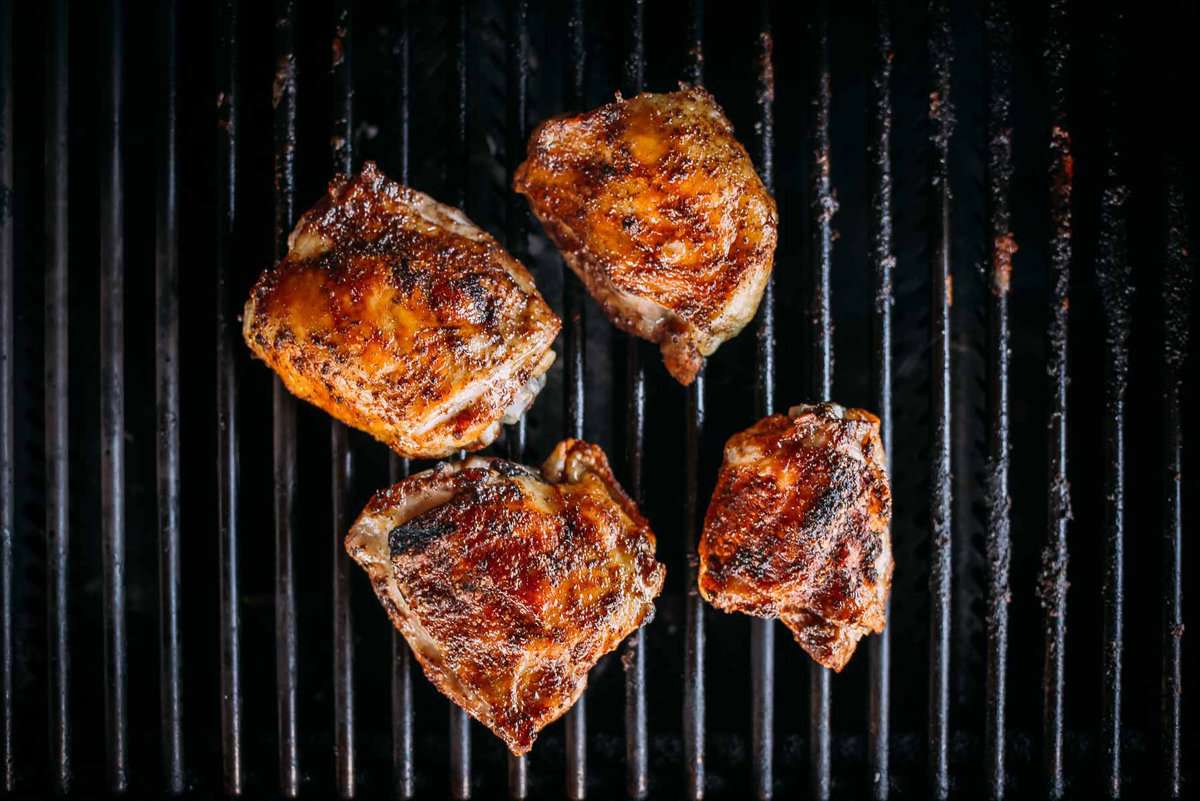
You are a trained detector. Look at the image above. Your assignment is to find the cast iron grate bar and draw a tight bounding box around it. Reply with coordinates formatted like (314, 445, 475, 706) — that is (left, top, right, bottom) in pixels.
(331, 2, 357, 797)
(682, 3, 705, 799)
(215, 0, 245, 792)
(867, 1, 894, 796)
(1096, 9, 1131, 797)
(272, 0, 301, 795)
(389, 3, 414, 799)
(1040, 2, 1071, 797)
(504, 1, 530, 796)
(561, 2, 588, 798)
(216, 0, 246, 791)
(751, 2, 775, 797)
(927, 0, 954, 797)
(448, 2, 473, 797)
(155, 0, 186, 791)
(622, 1, 648, 798)
(808, 3, 834, 797)
(100, 2, 130, 792)
(45, 0, 71, 790)
(983, 1, 1013, 797)
(0, 0, 13, 790)
(1161, 164, 1190, 801)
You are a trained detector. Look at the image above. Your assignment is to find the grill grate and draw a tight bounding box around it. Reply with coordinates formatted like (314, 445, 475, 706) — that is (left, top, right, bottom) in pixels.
(0, 1, 1197, 799)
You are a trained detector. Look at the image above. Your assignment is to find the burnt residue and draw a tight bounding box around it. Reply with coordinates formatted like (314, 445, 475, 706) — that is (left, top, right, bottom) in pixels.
(1160, 167, 1191, 800)
(1039, 2, 1072, 799)
(1095, 10, 1133, 797)
(927, 1, 954, 798)
(866, 1, 894, 797)
(983, 1, 1014, 797)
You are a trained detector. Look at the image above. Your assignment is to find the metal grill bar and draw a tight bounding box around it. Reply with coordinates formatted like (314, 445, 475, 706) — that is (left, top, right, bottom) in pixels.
(808, 4, 834, 797)
(100, 3, 130, 791)
(44, 0, 71, 790)
(155, 0, 185, 791)
(562, 3, 588, 798)
(330, 3, 357, 797)
(271, 1, 301, 797)
(866, 2, 894, 797)
(622, 2, 647, 797)
(1161, 167, 1190, 801)
(983, 2, 1013, 797)
(389, 4, 415, 800)
(448, 3, 473, 797)
(1041, 2, 1071, 797)
(751, 3, 775, 798)
(215, 0, 245, 793)
(1096, 11, 1131, 797)
(504, 1, 530, 796)
(927, 1, 953, 797)
(0, 0, 13, 789)
(683, 4, 705, 799)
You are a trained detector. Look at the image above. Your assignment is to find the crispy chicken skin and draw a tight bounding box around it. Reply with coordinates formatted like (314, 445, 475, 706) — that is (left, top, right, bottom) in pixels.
(345, 439, 665, 754)
(243, 163, 560, 459)
(514, 88, 777, 385)
(698, 403, 893, 671)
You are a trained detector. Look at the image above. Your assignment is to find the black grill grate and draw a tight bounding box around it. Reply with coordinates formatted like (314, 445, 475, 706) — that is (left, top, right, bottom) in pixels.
(0, 1, 1197, 799)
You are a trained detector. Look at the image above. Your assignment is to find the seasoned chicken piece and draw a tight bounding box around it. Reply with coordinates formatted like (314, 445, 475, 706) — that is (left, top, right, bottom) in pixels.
(698, 403, 893, 671)
(345, 439, 665, 754)
(243, 162, 560, 459)
(514, 88, 777, 385)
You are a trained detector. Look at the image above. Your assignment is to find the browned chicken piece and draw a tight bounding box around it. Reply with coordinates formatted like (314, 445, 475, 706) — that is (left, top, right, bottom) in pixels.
(345, 439, 665, 754)
(514, 87, 777, 385)
(698, 403, 893, 671)
(243, 162, 560, 459)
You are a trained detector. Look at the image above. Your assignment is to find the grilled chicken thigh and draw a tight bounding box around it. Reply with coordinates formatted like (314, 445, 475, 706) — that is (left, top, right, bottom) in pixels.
(243, 163, 560, 459)
(514, 88, 777, 385)
(698, 403, 893, 671)
(345, 439, 665, 754)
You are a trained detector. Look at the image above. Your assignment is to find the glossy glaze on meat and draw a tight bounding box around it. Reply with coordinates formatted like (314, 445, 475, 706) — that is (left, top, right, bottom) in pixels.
(514, 88, 777, 385)
(243, 163, 560, 458)
(345, 439, 665, 754)
(698, 403, 893, 671)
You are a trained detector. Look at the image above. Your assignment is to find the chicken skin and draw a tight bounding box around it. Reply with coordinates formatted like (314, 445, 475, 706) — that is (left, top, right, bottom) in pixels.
(514, 88, 776, 385)
(698, 403, 893, 671)
(243, 163, 560, 459)
(345, 439, 665, 754)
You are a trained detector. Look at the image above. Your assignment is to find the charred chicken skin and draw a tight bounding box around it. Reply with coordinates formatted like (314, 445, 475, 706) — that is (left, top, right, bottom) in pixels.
(244, 162, 560, 459)
(698, 403, 893, 671)
(514, 88, 777, 385)
(345, 439, 665, 754)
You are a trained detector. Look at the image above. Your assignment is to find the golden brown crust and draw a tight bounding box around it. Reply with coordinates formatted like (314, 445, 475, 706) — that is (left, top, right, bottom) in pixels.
(243, 162, 560, 459)
(514, 88, 777, 385)
(345, 440, 665, 754)
(697, 403, 893, 671)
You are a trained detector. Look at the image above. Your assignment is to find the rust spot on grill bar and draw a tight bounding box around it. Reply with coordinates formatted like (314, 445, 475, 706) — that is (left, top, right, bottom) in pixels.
(993, 233, 1017, 295)
(944, 274, 953, 307)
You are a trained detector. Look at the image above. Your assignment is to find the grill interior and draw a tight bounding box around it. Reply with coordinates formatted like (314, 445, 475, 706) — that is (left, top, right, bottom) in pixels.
(0, 0, 1197, 799)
